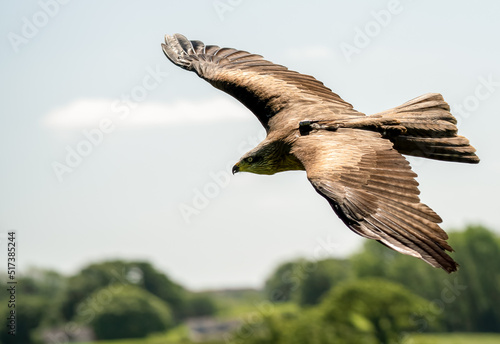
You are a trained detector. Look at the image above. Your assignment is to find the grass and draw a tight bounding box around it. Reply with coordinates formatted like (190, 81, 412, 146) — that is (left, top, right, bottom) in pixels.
(408, 333, 500, 344)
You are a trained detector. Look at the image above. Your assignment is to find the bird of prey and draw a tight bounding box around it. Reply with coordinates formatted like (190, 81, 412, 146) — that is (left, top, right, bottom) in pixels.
(162, 34, 479, 272)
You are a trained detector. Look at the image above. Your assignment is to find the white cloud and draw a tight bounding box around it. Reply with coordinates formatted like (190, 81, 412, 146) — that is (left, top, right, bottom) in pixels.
(42, 97, 253, 129)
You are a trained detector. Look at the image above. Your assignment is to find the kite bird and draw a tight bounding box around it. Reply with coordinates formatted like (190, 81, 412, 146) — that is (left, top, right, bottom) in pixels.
(162, 34, 479, 272)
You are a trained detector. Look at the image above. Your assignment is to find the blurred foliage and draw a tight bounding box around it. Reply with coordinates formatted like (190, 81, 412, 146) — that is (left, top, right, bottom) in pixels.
(0, 295, 47, 344)
(264, 258, 352, 306)
(351, 224, 500, 332)
(184, 294, 217, 318)
(4, 225, 499, 343)
(58, 332, 500, 344)
(298, 258, 352, 306)
(233, 278, 432, 344)
(60, 260, 187, 322)
(264, 260, 302, 302)
(230, 308, 342, 344)
(207, 288, 265, 318)
(80, 285, 173, 340)
(321, 278, 435, 344)
(0, 268, 66, 344)
(17, 267, 66, 298)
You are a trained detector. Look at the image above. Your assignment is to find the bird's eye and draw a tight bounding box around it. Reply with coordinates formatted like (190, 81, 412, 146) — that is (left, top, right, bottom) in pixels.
(246, 157, 253, 163)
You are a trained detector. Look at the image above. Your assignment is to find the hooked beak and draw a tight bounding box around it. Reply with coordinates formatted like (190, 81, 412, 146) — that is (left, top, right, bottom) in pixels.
(232, 163, 240, 175)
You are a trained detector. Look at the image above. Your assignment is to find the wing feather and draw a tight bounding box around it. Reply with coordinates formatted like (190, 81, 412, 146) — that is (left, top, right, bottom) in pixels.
(162, 34, 361, 131)
(291, 129, 457, 272)
(190, 40, 205, 55)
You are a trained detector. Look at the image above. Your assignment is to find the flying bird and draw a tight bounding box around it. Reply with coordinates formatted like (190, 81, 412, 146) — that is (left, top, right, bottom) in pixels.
(162, 34, 479, 272)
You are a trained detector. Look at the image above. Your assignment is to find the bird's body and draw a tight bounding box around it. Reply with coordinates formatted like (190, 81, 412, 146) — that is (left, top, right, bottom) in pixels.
(162, 34, 479, 272)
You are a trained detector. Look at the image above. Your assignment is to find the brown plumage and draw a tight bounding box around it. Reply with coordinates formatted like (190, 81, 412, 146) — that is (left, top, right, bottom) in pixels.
(162, 34, 479, 272)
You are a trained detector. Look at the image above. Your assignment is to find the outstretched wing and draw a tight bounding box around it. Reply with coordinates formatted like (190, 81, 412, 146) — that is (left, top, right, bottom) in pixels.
(291, 128, 458, 272)
(162, 34, 361, 132)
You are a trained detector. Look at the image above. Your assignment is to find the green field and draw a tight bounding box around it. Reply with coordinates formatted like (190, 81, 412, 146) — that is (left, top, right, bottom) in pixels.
(408, 333, 500, 344)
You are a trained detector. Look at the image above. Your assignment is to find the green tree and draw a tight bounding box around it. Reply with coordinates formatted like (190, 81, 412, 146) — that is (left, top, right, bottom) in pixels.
(17, 268, 66, 298)
(0, 269, 67, 343)
(231, 307, 343, 344)
(445, 225, 500, 331)
(264, 258, 352, 305)
(226, 278, 434, 344)
(298, 259, 352, 306)
(185, 294, 217, 317)
(351, 239, 445, 302)
(60, 260, 186, 321)
(321, 278, 435, 344)
(352, 225, 500, 332)
(80, 285, 173, 340)
(264, 259, 308, 303)
(0, 295, 47, 344)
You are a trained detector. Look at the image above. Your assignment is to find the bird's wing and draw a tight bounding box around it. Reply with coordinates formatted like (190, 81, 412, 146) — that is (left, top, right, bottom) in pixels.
(291, 128, 458, 272)
(162, 34, 362, 131)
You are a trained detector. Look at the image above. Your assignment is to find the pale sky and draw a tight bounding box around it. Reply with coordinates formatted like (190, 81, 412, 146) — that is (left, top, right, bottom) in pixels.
(1, 0, 499, 290)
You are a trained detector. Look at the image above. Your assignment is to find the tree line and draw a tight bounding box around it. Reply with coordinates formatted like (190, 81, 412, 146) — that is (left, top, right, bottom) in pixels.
(0, 261, 216, 343)
(253, 224, 500, 343)
(0, 224, 498, 343)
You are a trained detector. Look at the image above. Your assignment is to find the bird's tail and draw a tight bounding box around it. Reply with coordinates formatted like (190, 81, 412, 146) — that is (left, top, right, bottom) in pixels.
(373, 93, 480, 163)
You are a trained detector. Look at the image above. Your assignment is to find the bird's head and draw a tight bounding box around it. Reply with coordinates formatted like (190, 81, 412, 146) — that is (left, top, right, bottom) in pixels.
(232, 151, 275, 175)
(232, 141, 304, 175)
